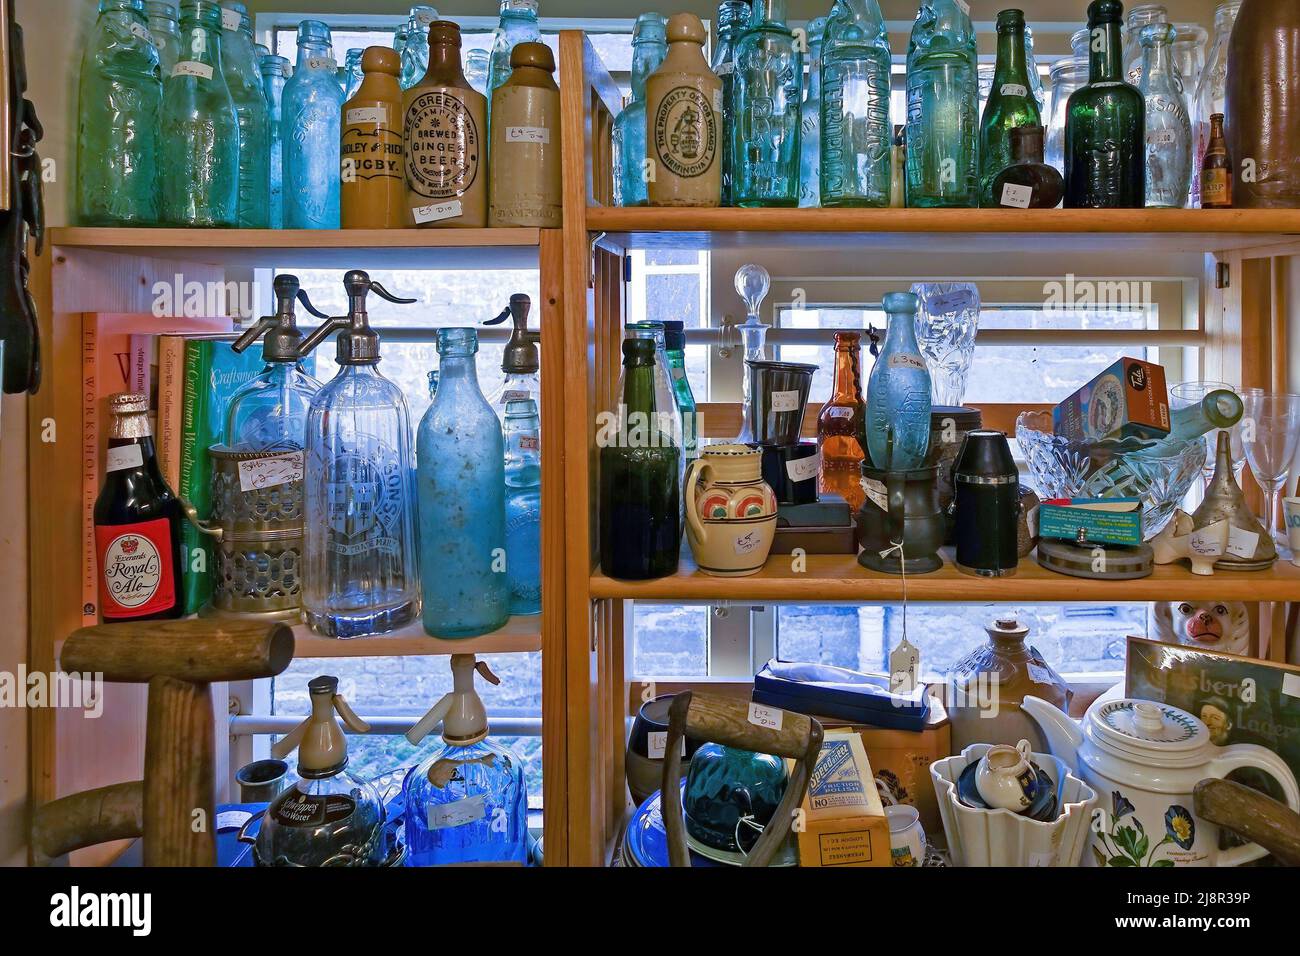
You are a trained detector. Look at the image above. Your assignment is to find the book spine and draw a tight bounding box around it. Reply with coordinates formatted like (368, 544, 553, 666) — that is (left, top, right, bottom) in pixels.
(179, 338, 212, 614)
(81, 317, 99, 626)
(157, 335, 186, 492)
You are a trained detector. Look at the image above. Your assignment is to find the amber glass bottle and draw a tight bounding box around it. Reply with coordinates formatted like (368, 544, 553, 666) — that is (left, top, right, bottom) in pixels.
(817, 331, 868, 512)
(342, 47, 406, 228)
(1200, 112, 1232, 209)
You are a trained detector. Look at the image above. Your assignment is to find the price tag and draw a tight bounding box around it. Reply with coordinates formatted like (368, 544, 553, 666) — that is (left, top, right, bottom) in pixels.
(1147, 130, 1177, 146)
(416, 9, 437, 27)
(888, 353, 927, 370)
(826, 406, 853, 419)
(347, 106, 388, 125)
(1026, 662, 1055, 685)
(502, 389, 531, 402)
(128, 21, 155, 44)
(216, 810, 253, 832)
(927, 289, 974, 315)
(1000, 83, 1029, 98)
(172, 61, 214, 80)
(954, 0, 971, 14)
(1189, 519, 1228, 556)
(786, 451, 821, 483)
(221, 7, 241, 31)
(1028, 851, 1054, 867)
(520, 434, 540, 451)
(889, 638, 920, 694)
(412, 199, 464, 224)
(748, 702, 783, 732)
(428, 793, 487, 830)
(1226, 525, 1259, 559)
(1283, 674, 1300, 700)
(238, 451, 305, 492)
(1000, 182, 1034, 209)
(106, 444, 144, 472)
(734, 529, 764, 556)
(307, 56, 336, 71)
(770, 389, 800, 413)
(864, 476, 888, 511)
(647, 732, 685, 760)
(506, 126, 550, 144)
(715, 61, 734, 76)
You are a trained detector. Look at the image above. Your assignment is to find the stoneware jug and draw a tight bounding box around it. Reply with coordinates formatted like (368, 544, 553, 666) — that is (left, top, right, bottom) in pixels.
(684, 444, 777, 576)
(1023, 695, 1300, 867)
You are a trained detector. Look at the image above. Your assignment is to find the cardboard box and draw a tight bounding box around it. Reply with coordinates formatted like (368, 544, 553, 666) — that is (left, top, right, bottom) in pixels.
(792, 730, 891, 867)
(1052, 357, 1170, 444)
(1038, 498, 1144, 546)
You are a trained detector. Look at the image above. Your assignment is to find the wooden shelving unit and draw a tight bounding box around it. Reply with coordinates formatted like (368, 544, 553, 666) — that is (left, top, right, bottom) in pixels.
(290, 617, 543, 659)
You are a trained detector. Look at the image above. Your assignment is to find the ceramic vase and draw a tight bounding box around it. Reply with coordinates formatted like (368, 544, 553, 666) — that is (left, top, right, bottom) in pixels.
(684, 444, 778, 576)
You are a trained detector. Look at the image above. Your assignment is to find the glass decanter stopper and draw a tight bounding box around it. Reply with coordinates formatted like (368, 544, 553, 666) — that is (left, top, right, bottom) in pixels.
(734, 263, 771, 443)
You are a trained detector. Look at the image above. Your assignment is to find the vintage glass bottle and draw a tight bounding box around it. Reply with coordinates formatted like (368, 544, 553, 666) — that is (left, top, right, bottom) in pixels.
(1122, 2, 1168, 88)
(484, 293, 541, 422)
(78, 0, 162, 227)
(645, 13, 723, 207)
(818, 332, 868, 511)
(219, 2, 270, 228)
(160, 0, 239, 227)
(599, 338, 681, 581)
(146, 0, 182, 76)
(503, 399, 542, 616)
(819, 0, 891, 207)
(1023, 25, 1046, 112)
(713, 0, 749, 206)
(260, 51, 289, 229)
(490, 43, 562, 227)
(1192, 1, 1240, 207)
(343, 49, 364, 99)
(282, 20, 342, 229)
(1139, 23, 1192, 208)
(341, 47, 407, 229)
(1045, 55, 1087, 175)
(1200, 111, 1232, 208)
(906, 0, 979, 208)
(488, 0, 541, 101)
(393, 21, 410, 71)
(1065, 0, 1145, 209)
(979, 9, 1041, 207)
(626, 321, 685, 488)
(401, 6, 440, 90)
(663, 319, 699, 463)
(866, 292, 932, 471)
(301, 272, 420, 638)
(613, 13, 667, 208)
(465, 48, 490, 97)
(797, 16, 827, 208)
(991, 124, 1065, 208)
(733, 0, 803, 207)
(94, 393, 186, 623)
(416, 328, 511, 638)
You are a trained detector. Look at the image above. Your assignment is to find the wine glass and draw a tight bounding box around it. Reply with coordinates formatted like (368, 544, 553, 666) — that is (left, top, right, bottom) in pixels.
(1240, 390, 1300, 543)
(1170, 380, 1246, 490)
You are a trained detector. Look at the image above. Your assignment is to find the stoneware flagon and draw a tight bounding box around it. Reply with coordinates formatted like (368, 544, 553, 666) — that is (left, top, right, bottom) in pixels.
(685, 444, 778, 576)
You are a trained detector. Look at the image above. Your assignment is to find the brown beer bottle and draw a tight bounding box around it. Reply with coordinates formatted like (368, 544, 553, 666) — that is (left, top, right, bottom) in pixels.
(645, 13, 722, 207)
(1201, 113, 1233, 209)
(489, 42, 562, 228)
(341, 47, 407, 229)
(817, 332, 868, 512)
(402, 21, 488, 228)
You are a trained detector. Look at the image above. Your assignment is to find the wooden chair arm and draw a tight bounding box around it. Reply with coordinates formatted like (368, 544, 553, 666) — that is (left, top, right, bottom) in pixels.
(1194, 778, 1300, 867)
(30, 781, 143, 866)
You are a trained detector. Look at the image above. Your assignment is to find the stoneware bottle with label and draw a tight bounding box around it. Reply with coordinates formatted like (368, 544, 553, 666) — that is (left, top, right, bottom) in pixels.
(402, 20, 489, 228)
(342, 47, 407, 229)
(489, 42, 562, 227)
(645, 13, 723, 207)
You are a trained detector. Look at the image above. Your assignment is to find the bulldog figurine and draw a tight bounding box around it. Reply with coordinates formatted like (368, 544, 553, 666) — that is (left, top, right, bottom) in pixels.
(1153, 601, 1252, 656)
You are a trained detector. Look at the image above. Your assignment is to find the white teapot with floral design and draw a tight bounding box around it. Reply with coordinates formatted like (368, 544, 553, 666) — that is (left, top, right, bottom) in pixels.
(1022, 695, 1300, 867)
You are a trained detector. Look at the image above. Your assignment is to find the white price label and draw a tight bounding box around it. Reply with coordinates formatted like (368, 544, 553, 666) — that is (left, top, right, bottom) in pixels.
(888, 353, 927, 370)
(346, 106, 388, 125)
(416, 9, 437, 27)
(1000, 182, 1034, 209)
(647, 732, 685, 760)
(786, 452, 821, 483)
(506, 126, 550, 144)
(770, 389, 801, 413)
(1147, 130, 1177, 146)
(1283, 673, 1300, 700)
(172, 61, 214, 80)
(734, 529, 764, 556)
(1189, 519, 1228, 556)
(221, 7, 241, 31)
(827, 406, 854, 419)
(520, 434, 540, 451)
(238, 451, 304, 492)
(1026, 662, 1055, 685)
(715, 61, 734, 76)
(106, 444, 144, 472)
(927, 289, 975, 314)
(307, 56, 336, 71)
(502, 390, 531, 402)
(412, 199, 464, 223)
(954, 0, 971, 13)
(216, 810, 253, 832)
(1028, 851, 1054, 867)
(889, 638, 920, 694)
(1000, 83, 1029, 98)
(129, 22, 155, 44)
(864, 477, 888, 512)
(748, 702, 783, 732)
(428, 793, 487, 830)
(1226, 524, 1260, 559)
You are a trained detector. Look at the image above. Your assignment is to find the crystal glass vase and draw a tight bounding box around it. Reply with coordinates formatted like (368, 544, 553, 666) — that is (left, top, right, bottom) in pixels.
(282, 20, 342, 229)
(1139, 23, 1192, 208)
(819, 0, 891, 207)
(613, 13, 667, 207)
(910, 282, 980, 406)
(866, 292, 932, 470)
(905, 0, 979, 208)
(220, 2, 270, 228)
(733, 0, 803, 207)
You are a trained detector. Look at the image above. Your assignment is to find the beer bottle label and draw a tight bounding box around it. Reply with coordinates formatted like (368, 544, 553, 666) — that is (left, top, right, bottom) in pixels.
(404, 90, 482, 200)
(95, 518, 177, 618)
(1201, 169, 1230, 206)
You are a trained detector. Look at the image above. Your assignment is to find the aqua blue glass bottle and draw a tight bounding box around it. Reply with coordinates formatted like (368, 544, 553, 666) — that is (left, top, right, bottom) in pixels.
(343, 48, 364, 99)
(820, 0, 892, 207)
(732, 0, 803, 207)
(160, 0, 239, 227)
(259, 51, 288, 229)
(219, 2, 270, 228)
(713, 0, 749, 206)
(866, 292, 932, 470)
(488, 0, 541, 99)
(400, 7, 439, 90)
(282, 20, 342, 229)
(906, 0, 979, 208)
(416, 328, 511, 638)
(77, 0, 162, 227)
(503, 399, 541, 616)
(797, 16, 827, 208)
(613, 13, 667, 208)
(146, 1, 182, 76)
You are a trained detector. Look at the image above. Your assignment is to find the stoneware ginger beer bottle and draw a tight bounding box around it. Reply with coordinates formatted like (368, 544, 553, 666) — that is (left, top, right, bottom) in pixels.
(402, 21, 489, 227)
(341, 47, 407, 228)
(645, 13, 723, 207)
(489, 42, 562, 227)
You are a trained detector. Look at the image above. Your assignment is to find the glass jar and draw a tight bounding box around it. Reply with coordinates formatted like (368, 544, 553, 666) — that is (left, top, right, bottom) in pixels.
(905, 0, 979, 208)
(1045, 55, 1087, 177)
(734, 0, 804, 207)
(819, 0, 890, 207)
(219, 2, 270, 228)
(1140, 22, 1192, 209)
(282, 20, 343, 229)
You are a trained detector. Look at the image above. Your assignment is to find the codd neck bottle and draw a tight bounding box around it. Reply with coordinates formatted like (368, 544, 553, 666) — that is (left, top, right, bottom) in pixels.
(1065, 0, 1145, 208)
(1122, 2, 1168, 87)
(820, 0, 891, 208)
(393, 22, 410, 66)
(77, 0, 162, 227)
(259, 51, 289, 228)
(282, 20, 342, 229)
(1139, 22, 1191, 208)
(160, 1, 238, 227)
(219, 2, 270, 228)
(797, 17, 827, 208)
(713, 0, 749, 206)
(344, 48, 364, 99)
(416, 328, 510, 637)
(465, 48, 490, 96)
(613, 13, 667, 207)
(733, 0, 803, 207)
(401, 6, 440, 90)
(906, 0, 979, 208)
(866, 292, 932, 471)
(1045, 55, 1087, 175)
(503, 399, 542, 616)
(1192, 1, 1239, 207)
(146, 1, 181, 76)
(488, 0, 541, 100)
(599, 338, 681, 580)
(979, 9, 1041, 207)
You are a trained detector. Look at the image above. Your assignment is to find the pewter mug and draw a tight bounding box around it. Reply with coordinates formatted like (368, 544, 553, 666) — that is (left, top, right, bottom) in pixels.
(857, 463, 944, 574)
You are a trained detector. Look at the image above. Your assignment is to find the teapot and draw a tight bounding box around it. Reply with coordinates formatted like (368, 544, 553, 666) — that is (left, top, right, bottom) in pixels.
(1022, 695, 1300, 867)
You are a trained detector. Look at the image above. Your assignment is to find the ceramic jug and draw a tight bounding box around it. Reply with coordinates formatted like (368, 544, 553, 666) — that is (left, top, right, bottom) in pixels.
(1023, 695, 1300, 867)
(684, 444, 777, 576)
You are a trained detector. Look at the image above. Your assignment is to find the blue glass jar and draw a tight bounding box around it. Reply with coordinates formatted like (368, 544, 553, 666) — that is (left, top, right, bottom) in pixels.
(416, 328, 511, 638)
(282, 20, 342, 229)
(613, 13, 667, 208)
(866, 292, 933, 470)
(259, 51, 289, 229)
(503, 399, 541, 616)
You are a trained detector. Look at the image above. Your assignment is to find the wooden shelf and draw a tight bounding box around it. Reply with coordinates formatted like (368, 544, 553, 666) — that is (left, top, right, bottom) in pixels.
(591, 549, 1300, 603)
(289, 615, 542, 659)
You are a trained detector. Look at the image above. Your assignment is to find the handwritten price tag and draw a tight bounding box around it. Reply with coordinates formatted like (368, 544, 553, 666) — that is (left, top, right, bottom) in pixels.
(172, 61, 214, 80)
(221, 7, 241, 31)
(413, 200, 463, 224)
(748, 702, 784, 732)
(238, 452, 305, 492)
(506, 126, 550, 144)
(770, 389, 800, 412)
(428, 793, 486, 830)
(647, 732, 686, 760)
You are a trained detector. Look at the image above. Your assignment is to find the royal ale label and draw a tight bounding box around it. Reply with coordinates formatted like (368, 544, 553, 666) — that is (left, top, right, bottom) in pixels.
(95, 518, 178, 618)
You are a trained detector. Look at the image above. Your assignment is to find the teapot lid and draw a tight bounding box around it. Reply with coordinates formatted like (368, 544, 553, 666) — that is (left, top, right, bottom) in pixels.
(1090, 698, 1208, 757)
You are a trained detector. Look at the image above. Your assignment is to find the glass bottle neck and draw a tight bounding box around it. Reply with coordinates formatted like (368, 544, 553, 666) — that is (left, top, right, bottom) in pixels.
(806, 38, 824, 93)
(1141, 38, 1175, 85)
(630, 39, 666, 98)
(621, 363, 658, 417)
(884, 309, 920, 350)
(830, 344, 862, 403)
(1087, 21, 1123, 83)
(433, 353, 482, 396)
(752, 0, 788, 27)
(296, 40, 333, 70)
(994, 24, 1029, 82)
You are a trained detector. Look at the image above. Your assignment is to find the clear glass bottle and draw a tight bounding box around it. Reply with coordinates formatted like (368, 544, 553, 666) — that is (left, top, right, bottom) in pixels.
(1172, 22, 1207, 96)
(219, 2, 270, 228)
(78, 0, 162, 227)
(488, 0, 541, 101)
(1139, 22, 1191, 208)
(663, 319, 699, 463)
(393, 21, 410, 66)
(259, 51, 289, 229)
(282, 20, 343, 229)
(1045, 55, 1087, 176)
(465, 48, 490, 96)
(301, 271, 420, 638)
(416, 328, 511, 638)
(819, 0, 890, 207)
(402, 656, 529, 866)
(866, 292, 932, 471)
(1192, 1, 1240, 207)
(1122, 2, 1169, 87)
(344, 48, 364, 99)
(503, 399, 542, 616)
(146, 0, 182, 76)
(401, 6, 440, 90)
(979, 8, 1041, 207)
(713, 0, 750, 206)
(818, 331, 868, 511)
(733, 0, 804, 207)
(906, 0, 979, 208)
(1024, 25, 1046, 112)
(160, 0, 238, 227)
(613, 13, 667, 208)
(797, 16, 828, 208)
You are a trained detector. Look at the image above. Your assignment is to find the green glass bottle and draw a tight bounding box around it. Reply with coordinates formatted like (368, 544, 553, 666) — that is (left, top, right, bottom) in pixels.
(1064, 0, 1146, 208)
(978, 9, 1041, 206)
(732, 0, 803, 207)
(77, 0, 162, 226)
(663, 320, 699, 462)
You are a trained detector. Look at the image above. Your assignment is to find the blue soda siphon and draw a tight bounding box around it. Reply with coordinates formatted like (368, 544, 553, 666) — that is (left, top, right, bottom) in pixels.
(906, 0, 979, 208)
(146, 1, 182, 77)
(344, 48, 364, 99)
(797, 17, 828, 208)
(160, 0, 240, 227)
(488, 0, 542, 101)
(1139, 22, 1192, 208)
(219, 2, 271, 228)
(416, 328, 511, 638)
(732, 0, 804, 207)
(402, 655, 529, 866)
(613, 13, 668, 208)
(503, 399, 542, 616)
(866, 292, 933, 470)
(712, 0, 750, 206)
(400, 6, 440, 90)
(77, 0, 162, 227)
(820, 0, 893, 207)
(259, 51, 289, 229)
(282, 20, 342, 229)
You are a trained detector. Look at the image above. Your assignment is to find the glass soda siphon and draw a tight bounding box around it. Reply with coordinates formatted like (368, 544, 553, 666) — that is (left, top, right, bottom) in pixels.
(260, 51, 289, 229)
(503, 399, 542, 616)
(1139, 22, 1192, 208)
(713, 0, 750, 206)
(613, 13, 667, 208)
(483, 294, 541, 422)
(282, 20, 343, 229)
(906, 0, 979, 208)
(732, 0, 803, 207)
(219, 2, 271, 228)
(979, 8, 1041, 207)
(866, 292, 933, 471)
(146, 0, 182, 77)
(820, 0, 891, 207)
(797, 16, 827, 208)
